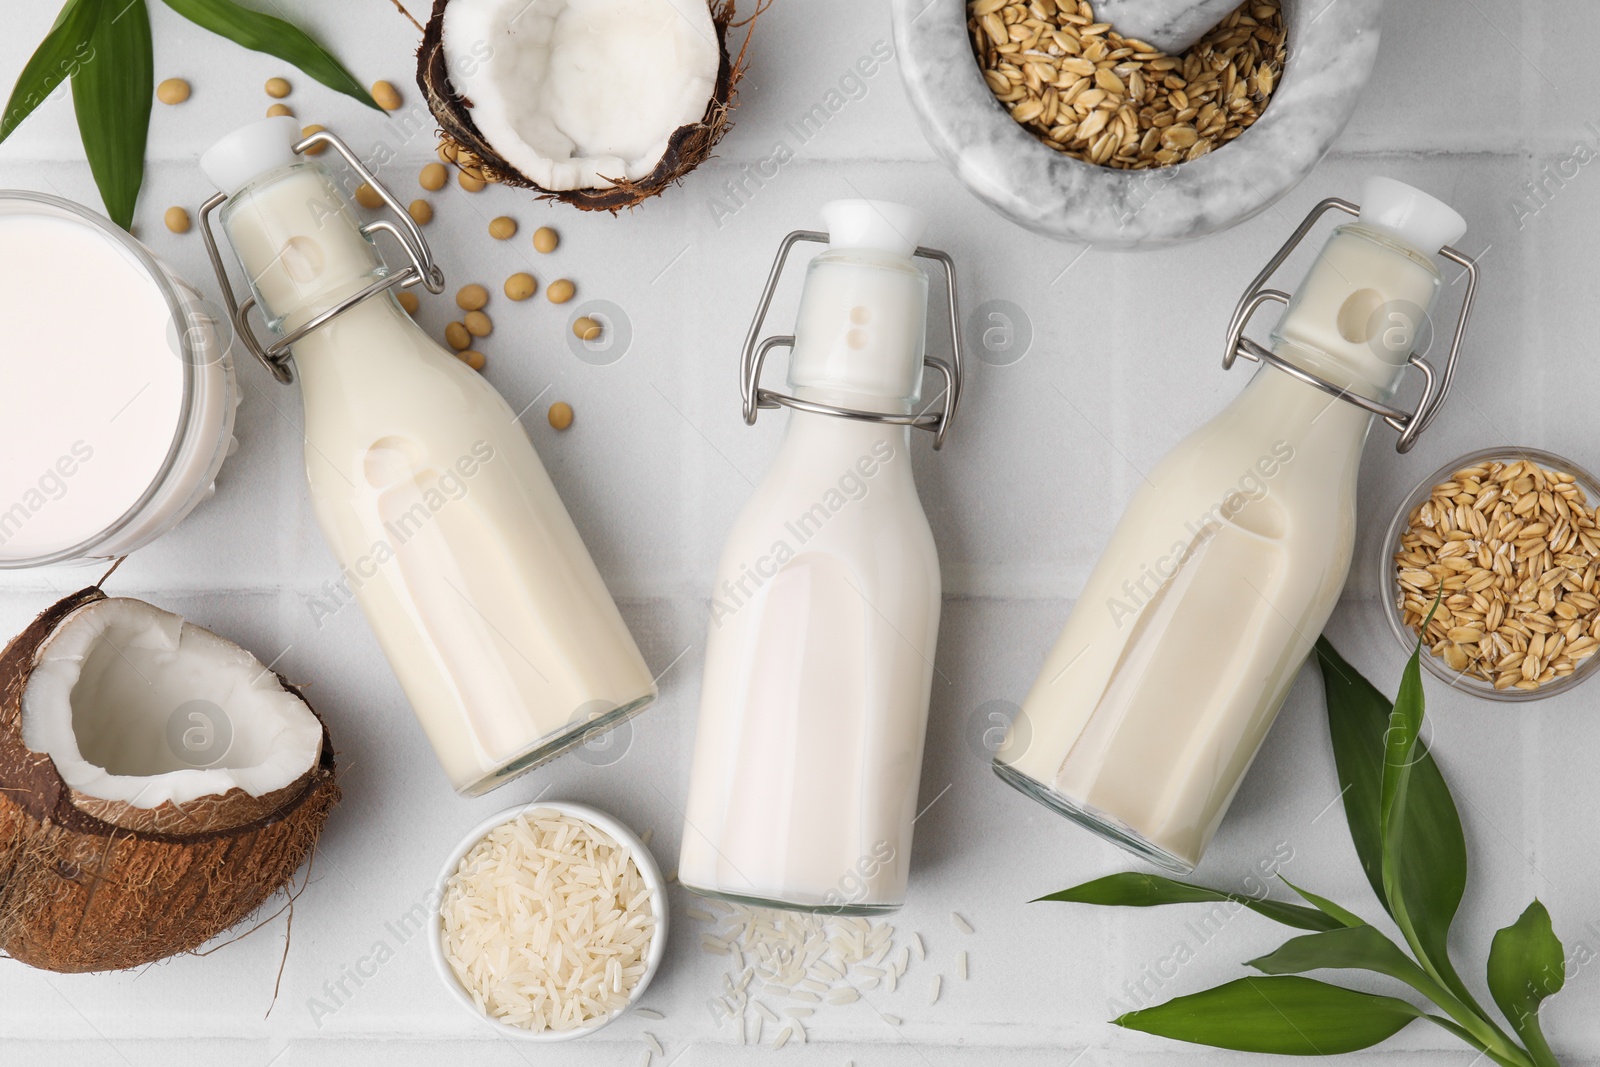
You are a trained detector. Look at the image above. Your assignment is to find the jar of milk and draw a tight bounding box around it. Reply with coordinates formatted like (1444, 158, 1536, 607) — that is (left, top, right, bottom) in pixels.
(679, 201, 963, 913)
(995, 178, 1479, 874)
(0, 193, 237, 566)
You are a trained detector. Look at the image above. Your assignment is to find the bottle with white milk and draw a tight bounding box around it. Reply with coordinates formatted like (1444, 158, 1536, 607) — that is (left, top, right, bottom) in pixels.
(197, 118, 656, 796)
(678, 201, 963, 913)
(996, 178, 1478, 873)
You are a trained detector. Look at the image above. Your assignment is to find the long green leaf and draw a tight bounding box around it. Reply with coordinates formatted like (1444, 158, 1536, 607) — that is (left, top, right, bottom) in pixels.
(1280, 876, 1365, 928)
(72, 0, 151, 229)
(1314, 638, 1481, 1016)
(1, 0, 103, 143)
(1037, 872, 1341, 932)
(1114, 975, 1425, 1054)
(1253, 914, 1541, 1066)
(159, 0, 377, 108)
(1249, 924, 1456, 1009)
(1487, 901, 1564, 1067)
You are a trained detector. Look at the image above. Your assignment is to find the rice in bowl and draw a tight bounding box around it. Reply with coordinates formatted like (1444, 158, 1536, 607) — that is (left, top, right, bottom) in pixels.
(439, 807, 658, 1032)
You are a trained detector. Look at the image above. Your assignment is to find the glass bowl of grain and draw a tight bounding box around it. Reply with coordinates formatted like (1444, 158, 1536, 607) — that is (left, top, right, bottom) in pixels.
(1380, 447, 1600, 702)
(429, 801, 668, 1040)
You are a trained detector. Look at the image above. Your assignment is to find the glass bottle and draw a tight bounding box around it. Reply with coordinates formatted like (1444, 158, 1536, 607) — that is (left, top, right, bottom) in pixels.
(679, 200, 963, 912)
(996, 177, 1477, 873)
(198, 118, 656, 795)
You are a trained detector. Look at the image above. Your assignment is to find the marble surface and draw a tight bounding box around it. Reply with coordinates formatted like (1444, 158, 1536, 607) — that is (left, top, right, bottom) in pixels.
(1094, 0, 1242, 54)
(893, 0, 1384, 248)
(0, 0, 1597, 1065)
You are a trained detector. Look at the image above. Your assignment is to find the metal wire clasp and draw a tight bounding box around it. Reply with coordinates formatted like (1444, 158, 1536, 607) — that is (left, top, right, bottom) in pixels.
(197, 127, 447, 385)
(740, 231, 964, 450)
(1222, 197, 1478, 454)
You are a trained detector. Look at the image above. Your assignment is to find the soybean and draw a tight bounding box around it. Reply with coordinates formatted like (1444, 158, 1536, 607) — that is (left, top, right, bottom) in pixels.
(457, 349, 486, 371)
(546, 279, 575, 304)
(488, 216, 517, 240)
(456, 284, 489, 311)
(532, 226, 559, 253)
(408, 199, 433, 225)
(266, 103, 294, 118)
(444, 322, 471, 350)
(419, 163, 448, 191)
(504, 273, 537, 301)
(464, 310, 492, 337)
(156, 78, 190, 105)
(265, 77, 292, 99)
(547, 402, 574, 431)
(572, 316, 601, 341)
(397, 290, 420, 315)
(164, 206, 191, 234)
(371, 80, 402, 111)
(300, 125, 328, 155)
(458, 170, 486, 193)
(355, 184, 384, 210)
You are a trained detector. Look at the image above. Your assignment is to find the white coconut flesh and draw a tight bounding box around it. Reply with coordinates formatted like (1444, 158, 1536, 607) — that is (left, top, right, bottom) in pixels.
(443, 0, 720, 190)
(19, 599, 323, 808)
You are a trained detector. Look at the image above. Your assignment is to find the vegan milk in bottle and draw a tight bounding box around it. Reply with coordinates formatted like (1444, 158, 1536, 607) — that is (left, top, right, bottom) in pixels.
(679, 201, 953, 912)
(996, 178, 1471, 873)
(199, 118, 655, 795)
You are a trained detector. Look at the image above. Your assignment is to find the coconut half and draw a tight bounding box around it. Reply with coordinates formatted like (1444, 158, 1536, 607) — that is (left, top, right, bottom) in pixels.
(0, 588, 339, 972)
(419, 0, 746, 210)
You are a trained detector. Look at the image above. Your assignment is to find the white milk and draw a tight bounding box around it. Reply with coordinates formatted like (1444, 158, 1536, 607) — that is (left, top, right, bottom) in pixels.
(679, 202, 942, 912)
(997, 179, 1466, 873)
(204, 123, 655, 795)
(0, 197, 235, 564)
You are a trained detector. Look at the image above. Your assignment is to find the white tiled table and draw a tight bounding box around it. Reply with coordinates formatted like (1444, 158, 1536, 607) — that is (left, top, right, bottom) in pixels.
(0, 1, 1593, 1064)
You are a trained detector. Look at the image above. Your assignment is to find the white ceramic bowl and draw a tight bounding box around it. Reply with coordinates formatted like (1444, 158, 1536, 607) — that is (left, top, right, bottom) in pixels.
(428, 800, 668, 1040)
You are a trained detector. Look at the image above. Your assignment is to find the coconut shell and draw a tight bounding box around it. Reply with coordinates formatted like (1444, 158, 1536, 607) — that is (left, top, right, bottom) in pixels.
(417, 0, 748, 211)
(0, 587, 340, 973)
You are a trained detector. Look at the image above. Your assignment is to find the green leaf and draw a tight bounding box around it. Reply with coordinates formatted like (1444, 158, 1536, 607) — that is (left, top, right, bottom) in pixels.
(1314, 637, 1480, 1015)
(1249, 924, 1448, 1000)
(72, 0, 152, 229)
(1313, 636, 1400, 905)
(1487, 901, 1564, 1067)
(1036, 872, 1341, 932)
(1114, 975, 1425, 1054)
(1, 0, 103, 144)
(159, 0, 377, 108)
(1280, 876, 1365, 928)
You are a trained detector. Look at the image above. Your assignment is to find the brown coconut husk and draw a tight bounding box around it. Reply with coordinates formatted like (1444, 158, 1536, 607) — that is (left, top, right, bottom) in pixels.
(0, 587, 340, 973)
(416, 0, 756, 211)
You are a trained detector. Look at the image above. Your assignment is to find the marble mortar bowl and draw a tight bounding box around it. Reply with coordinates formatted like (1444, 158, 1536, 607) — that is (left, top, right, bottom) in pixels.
(890, 0, 1384, 249)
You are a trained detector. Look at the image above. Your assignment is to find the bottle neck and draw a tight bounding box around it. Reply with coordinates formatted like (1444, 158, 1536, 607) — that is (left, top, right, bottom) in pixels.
(1267, 222, 1444, 405)
(786, 248, 929, 417)
(770, 409, 918, 499)
(1234, 360, 1377, 454)
(220, 162, 386, 336)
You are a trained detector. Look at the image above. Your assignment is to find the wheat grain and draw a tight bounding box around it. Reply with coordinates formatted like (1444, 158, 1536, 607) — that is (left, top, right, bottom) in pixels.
(1395, 458, 1600, 691)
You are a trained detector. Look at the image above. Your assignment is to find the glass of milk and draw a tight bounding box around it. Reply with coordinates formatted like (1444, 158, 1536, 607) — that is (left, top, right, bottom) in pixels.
(0, 192, 237, 567)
